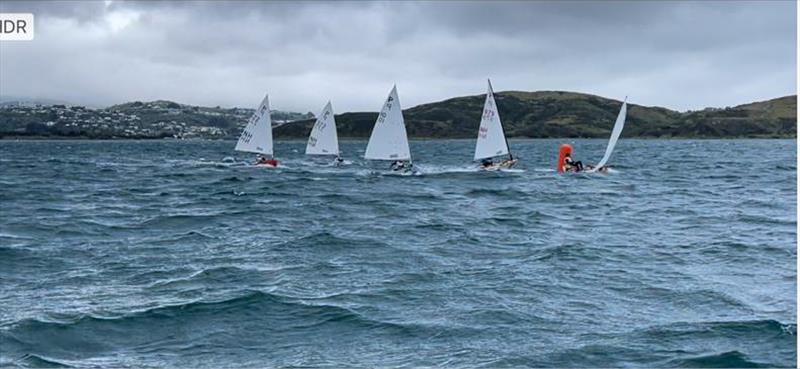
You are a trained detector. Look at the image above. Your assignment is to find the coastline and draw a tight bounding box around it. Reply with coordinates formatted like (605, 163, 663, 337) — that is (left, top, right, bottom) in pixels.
(1, 135, 795, 141)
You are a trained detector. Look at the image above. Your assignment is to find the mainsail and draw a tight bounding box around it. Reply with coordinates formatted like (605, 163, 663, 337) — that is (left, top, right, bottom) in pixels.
(305, 101, 339, 156)
(474, 79, 510, 161)
(589, 98, 628, 172)
(235, 94, 273, 156)
(364, 85, 411, 161)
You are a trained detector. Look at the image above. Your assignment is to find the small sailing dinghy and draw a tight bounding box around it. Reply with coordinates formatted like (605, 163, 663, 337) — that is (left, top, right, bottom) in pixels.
(235, 93, 278, 167)
(305, 101, 343, 166)
(364, 85, 414, 173)
(475, 79, 517, 171)
(586, 98, 628, 173)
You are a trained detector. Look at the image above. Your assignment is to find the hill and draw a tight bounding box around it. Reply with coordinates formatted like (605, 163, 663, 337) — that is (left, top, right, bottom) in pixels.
(1, 93, 794, 139)
(674, 95, 796, 138)
(275, 92, 795, 139)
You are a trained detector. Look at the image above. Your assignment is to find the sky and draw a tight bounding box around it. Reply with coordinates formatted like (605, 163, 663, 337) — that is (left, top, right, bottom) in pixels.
(0, 0, 796, 112)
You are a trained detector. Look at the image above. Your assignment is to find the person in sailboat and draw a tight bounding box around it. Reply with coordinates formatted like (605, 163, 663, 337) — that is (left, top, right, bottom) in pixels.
(499, 154, 517, 168)
(563, 152, 584, 172)
(256, 155, 278, 167)
(585, 164, 610, 173)
(481, 158, 494, 168)
(390, 160, 412, 171)
(334, 156, 344, 166)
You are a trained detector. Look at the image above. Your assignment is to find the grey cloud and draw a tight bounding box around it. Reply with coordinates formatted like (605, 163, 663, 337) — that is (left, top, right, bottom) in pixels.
(0, 0, 106, 23)
(0, 0, 795, 113)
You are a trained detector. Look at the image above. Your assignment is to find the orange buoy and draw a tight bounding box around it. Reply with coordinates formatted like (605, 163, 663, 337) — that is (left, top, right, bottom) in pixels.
(557, 144, 573, 173)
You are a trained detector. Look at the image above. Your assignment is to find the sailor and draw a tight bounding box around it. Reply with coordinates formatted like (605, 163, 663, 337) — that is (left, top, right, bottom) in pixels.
(256, 155, 278, 167)
(334, 156, 344, 165)
(390, 160, 410, 171)
(563, 152, 583, 172)
(481, 158, 494, 168)
(500, 154, 516, 167)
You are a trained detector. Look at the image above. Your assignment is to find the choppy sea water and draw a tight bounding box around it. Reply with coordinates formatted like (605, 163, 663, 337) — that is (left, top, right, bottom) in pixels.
(0, 139, 796, 368)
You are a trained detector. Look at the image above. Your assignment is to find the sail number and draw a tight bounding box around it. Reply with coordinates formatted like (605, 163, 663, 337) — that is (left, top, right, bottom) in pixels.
(377, 96, 394, 124)
(377, 111, 388, 124)
(314, 110, 331, 130)
(240, 129, 254, 143)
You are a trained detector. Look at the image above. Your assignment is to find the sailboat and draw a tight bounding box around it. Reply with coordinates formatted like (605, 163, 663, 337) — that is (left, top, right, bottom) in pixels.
(474, 79, 517, 171)
(364, 85, 413, 172)
(586, 97, 628, 173)
(235, 93, 278, 167)
(305, 101, 342, 165)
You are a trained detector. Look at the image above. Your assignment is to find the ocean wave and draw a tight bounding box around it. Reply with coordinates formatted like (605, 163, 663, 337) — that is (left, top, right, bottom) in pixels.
(138, 213, 225, 228)
(642, 319, 795, 339)
(535, 320, 796, 368)
(148, 230, 219, 244)
(217, 175, 253, 183)
(0, 353, 73, 368)
(464, 188, 530, 198)
(145, 265, 279, 290)
(0, 291, 445, 362)
(274, 231, 388, 251)
(736, 213, 796, 226)
(668, 350, 769, 368)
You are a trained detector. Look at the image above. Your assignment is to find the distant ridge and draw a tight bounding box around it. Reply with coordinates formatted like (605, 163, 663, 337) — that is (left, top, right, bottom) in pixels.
(0, 96, 75, 108)
(0, 93, 795, 139)
(274, 91, 796, 138)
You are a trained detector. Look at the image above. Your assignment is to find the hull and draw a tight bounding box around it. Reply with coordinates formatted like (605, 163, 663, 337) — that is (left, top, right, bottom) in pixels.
(479, 159, 517, 171)
(255, 159, 279, 168)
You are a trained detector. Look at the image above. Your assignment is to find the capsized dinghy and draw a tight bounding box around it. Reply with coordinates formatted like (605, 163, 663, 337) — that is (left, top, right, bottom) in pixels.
(557, 98, 627, 173)
(587, 98, 627, 173)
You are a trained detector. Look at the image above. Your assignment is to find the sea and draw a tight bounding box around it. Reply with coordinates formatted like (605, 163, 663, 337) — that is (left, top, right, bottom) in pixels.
(0, 139, 796, 368)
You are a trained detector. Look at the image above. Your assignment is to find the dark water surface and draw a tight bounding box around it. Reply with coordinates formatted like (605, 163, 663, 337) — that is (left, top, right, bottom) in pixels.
(0, 139, 796, 368)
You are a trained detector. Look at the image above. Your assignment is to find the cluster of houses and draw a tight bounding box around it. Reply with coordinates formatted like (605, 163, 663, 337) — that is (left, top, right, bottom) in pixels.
(0, 102, 238, 138)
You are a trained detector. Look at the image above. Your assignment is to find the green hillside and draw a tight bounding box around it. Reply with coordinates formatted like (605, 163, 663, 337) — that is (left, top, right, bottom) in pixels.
(275, 92, 795, 139)
(2, 92, 794, 139)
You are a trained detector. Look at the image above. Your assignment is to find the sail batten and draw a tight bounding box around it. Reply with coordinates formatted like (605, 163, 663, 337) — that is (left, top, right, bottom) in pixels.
(235, 94, 273, 156)
(589, 99, 627, 172)
(364, 85, 411, 161)
(474, 79, 510, 161)
(306, 101, 339, 156)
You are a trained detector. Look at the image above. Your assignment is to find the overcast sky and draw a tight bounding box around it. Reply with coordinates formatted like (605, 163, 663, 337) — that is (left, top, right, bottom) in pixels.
(0, 0, 796, 112)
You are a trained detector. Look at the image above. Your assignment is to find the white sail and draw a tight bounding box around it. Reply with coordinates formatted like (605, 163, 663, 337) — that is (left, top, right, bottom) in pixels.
(305, 101, 339, 156)
(474, 79, 510, 161)
(589, 98, 627, 172)
(235, 94, 273, 156)
(364, 85, 411, 161)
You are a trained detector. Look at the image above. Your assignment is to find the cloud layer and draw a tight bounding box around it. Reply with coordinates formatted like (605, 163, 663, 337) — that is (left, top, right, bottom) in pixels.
(0, 0, 795, 112)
